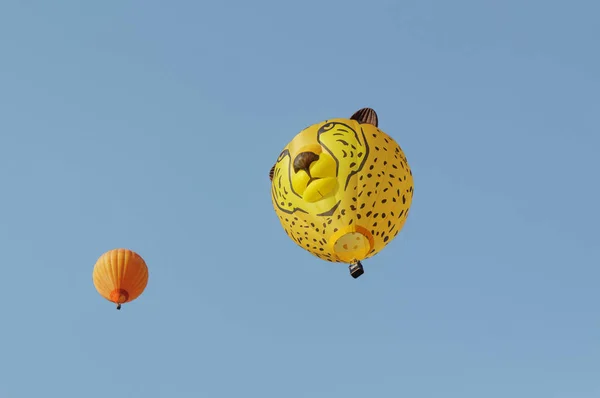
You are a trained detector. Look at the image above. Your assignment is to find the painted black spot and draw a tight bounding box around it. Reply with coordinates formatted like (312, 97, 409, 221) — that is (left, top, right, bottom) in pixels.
(384, 236, 389, 242)
(382, 213, 386, 218)
(350, 162, 356, 168)
(366, 211, 372, 217)
(402, 195, 406, 204)
(373, 222, 378, 227)
(360, 203, 366, 209)
(367, 191, 373, 197)
(373, 213, 379, 218)
(375, 146, 380, 151)
(358, 152, 363, 158)
(350, 205, 356, 211)
(341, 209, 346, 216)
(357, 214, 362, 219)
(334, 228, 338, 233)
(369, 165, 374, 170)
(367, 173, 372, 178)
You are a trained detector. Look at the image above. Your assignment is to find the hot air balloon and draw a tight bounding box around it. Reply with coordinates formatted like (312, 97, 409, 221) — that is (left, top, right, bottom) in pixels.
(92, 248, 149, 310)
(269, 108, 414, 278)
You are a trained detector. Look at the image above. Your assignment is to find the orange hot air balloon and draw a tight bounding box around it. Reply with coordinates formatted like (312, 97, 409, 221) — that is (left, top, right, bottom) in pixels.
(93, 248, 149, 310)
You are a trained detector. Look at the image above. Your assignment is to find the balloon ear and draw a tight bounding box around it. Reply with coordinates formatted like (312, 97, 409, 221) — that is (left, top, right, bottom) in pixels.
(350, 108, 378, 127)
(269, 165, 275, 181)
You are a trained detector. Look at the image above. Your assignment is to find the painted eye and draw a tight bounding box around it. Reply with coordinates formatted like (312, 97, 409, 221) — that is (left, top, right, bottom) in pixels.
(320, 122, 335, 131)
(277, 150, 288, 162)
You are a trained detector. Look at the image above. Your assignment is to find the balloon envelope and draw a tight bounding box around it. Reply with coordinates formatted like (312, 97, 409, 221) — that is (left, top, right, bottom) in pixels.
(93, 248, 149, 309)
(270, 109, 414, 265)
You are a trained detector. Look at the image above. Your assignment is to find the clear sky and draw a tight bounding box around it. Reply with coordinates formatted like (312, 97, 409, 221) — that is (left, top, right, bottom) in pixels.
(0, 1, 598, 397)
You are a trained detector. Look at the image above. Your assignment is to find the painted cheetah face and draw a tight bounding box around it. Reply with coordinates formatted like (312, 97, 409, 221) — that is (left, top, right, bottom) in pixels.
(271, 119, 368, 217)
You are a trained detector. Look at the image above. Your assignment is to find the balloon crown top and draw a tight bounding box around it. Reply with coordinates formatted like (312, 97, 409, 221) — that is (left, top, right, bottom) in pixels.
(350, 108, 378, 127)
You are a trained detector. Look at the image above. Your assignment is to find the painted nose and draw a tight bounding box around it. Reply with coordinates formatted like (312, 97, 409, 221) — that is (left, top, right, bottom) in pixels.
(293, 152, 319, 173)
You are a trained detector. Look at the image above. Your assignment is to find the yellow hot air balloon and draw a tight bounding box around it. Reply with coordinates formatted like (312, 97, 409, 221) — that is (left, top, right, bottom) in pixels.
(93, 248, 149, 310)
(269, 108, 414, 278)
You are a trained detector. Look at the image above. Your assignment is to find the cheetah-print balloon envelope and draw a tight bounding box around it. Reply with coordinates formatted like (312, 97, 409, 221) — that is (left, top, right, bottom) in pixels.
(270, 108, 414, 277)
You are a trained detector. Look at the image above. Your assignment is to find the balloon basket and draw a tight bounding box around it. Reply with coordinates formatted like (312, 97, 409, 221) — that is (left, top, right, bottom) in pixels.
(349, 261, 364, 279)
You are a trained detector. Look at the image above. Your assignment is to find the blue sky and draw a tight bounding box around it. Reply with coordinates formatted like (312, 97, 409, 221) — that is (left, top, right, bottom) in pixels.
(0, 1, 598, 397)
